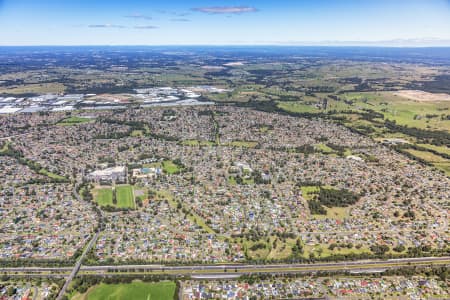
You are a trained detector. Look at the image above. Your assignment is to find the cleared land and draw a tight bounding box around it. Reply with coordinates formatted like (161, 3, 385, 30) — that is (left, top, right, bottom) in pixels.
(393, 90, 450, 102)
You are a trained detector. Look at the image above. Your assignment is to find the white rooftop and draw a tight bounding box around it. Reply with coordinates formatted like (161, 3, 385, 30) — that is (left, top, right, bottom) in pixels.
(0, 106, 21, 114)
(89, 166, 126, 177)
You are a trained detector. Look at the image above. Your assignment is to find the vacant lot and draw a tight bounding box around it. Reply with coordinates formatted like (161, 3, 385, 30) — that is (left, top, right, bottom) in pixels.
(84, 281, 176, 300)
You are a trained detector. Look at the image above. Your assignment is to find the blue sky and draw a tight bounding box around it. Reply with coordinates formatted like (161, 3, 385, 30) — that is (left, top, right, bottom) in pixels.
(0, 0, 449, 46)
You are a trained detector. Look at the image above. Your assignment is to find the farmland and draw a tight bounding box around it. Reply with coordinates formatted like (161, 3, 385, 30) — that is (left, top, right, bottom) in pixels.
(276, 91, 450, 175)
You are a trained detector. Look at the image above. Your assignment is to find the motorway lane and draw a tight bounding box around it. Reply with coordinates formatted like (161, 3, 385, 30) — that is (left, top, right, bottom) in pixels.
(78, 256, 450, 272)
(1, 256, 448, 275)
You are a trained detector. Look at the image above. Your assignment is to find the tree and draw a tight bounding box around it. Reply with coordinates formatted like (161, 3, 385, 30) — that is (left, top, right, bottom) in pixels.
(370, 244, 389, 255)
(7, 287, 16, 296)
(291, 238, 304, 257)
(112, 189, 117, 205)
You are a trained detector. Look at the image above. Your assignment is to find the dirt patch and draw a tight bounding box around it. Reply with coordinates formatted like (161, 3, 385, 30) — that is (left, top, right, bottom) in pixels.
(393, 90, 450, 102)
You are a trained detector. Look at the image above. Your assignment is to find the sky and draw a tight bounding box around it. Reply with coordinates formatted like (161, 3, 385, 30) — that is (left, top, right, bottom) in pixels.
(0, 0, 450, 46)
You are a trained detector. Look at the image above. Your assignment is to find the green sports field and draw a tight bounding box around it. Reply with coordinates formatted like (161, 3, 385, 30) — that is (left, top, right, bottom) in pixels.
(85, 281, 176, 300)
(93, 188, 113, 206)
(93, 185, 135, 209)
(115, 185, 135, 209)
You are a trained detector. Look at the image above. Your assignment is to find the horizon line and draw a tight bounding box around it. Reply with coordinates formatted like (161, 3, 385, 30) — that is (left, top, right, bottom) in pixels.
(1, 44, 450, 48)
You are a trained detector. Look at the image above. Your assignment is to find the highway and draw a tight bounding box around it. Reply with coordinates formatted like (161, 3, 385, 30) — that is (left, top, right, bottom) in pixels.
(78, 256, 450, 275)
(2, 256, 449, 277)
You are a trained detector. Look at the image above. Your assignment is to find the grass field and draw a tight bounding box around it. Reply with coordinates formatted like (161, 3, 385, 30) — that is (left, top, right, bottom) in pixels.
(83, 281, 176, 300)
(313, 207, 350, 220)
(93, 185, 135, 209)
(131, 130, 144, 137)
(157, 189, 215, 234)
(300, 186, 320, 200)
(228, 176, 254, 185)
(277, 101, 320, 114)
(434, 162, 450, 175)
(38, 169, 67, 181)
(115, 185, 135, 209)
(143, 159, 184, 174)
(243, 235, 373, 261)
(342, 92, 450, 131)
(277, 91, 450, 132)
(0, 142, 67, 181)
(300, 186, 351, 219)
(404, 149, 450, 175)
(228, 176, 237, 185)
(0, 82, 66, 95)
(0, 142, 9, 153)
(162, 160, 182, 174)
(417, 144, 450, 156)
(277, 91, 450, 177)
(226, 141, 258, 148)
(305, 244, 370, 259)
(93, 188, 113, 206)
(58, 116, 93, 126)
(259, 125, 272, 133)
(181, 139, 216, 146)
(314, 143, 335, 154)
(404, 149, 448, 163)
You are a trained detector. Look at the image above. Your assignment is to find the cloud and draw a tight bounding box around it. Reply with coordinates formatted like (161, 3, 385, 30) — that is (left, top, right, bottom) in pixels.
(133, 25, 158, 29)
(170, 18, 191, 22)
(88, 24, 125, 28)
(87, 23, 158, 30)
(192, 6, 257, 14)
(125, 13, 152, 20)
(175, 12, 190, 17)
(157, 10, 190, 17)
